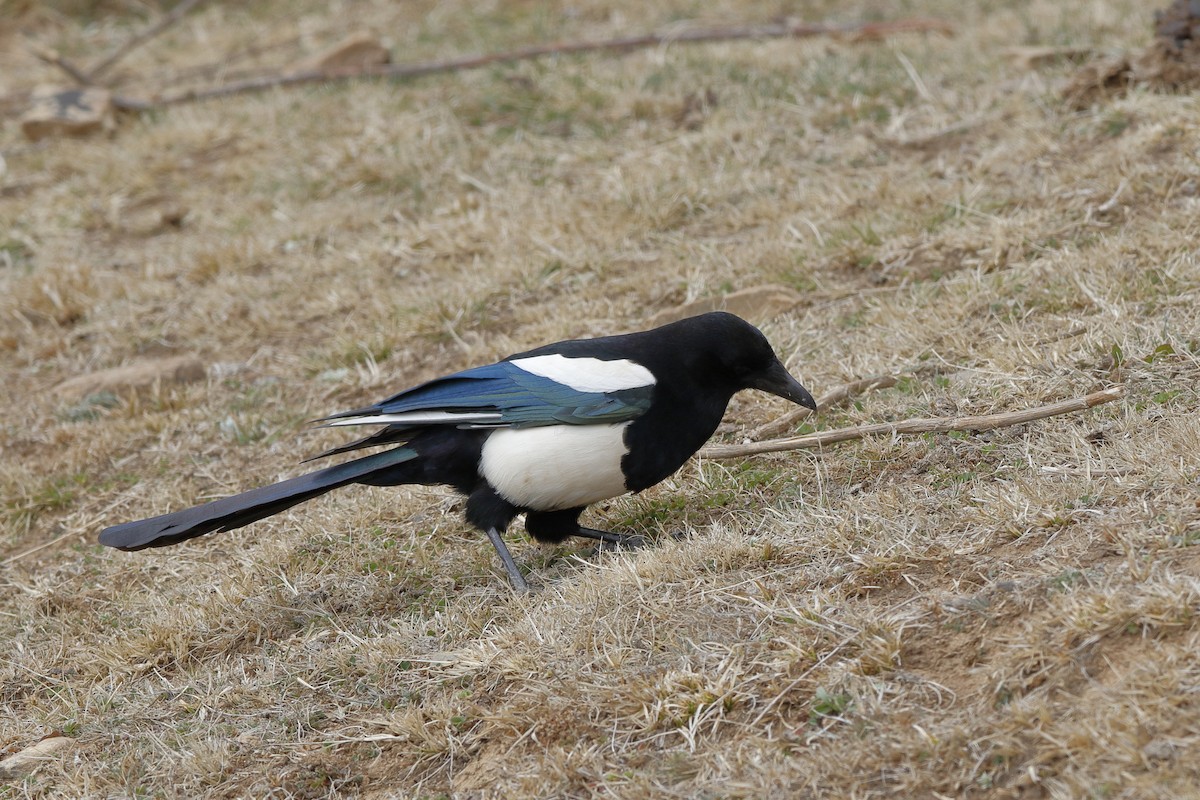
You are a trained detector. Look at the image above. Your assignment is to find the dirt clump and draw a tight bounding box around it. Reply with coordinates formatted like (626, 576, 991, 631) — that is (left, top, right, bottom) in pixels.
(1065, 0, 1200, 106)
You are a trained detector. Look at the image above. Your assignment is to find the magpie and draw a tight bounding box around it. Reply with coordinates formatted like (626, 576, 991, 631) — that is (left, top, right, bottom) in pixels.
(98, 312, 816, 590)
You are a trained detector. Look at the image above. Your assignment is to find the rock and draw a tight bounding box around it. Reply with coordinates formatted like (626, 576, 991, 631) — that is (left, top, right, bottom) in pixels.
(56, 355, 206, 398)
(1156, 0, 1200, 45)
(295, 31, 389, 74)
(1065, 1, 1200, 107)
(117, 198, 189, 236)
(648, 284, 803, 328)
(1142, 738, 1177, 762)
(21, 86, 114, 141)
(0, 736, 74, 779)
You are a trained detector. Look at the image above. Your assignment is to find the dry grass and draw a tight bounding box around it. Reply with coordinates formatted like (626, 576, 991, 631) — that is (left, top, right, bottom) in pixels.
(2, 0, 1200, 797)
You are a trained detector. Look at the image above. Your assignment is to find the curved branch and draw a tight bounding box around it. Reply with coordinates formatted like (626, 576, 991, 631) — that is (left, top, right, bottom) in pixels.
(115, 17, 955, 110)
(702, 387, 1124, 460)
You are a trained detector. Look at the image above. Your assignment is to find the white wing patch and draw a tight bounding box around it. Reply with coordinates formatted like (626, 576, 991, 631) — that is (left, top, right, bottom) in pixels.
(323, 410, 503, 428)
(480, 423, 631, 511)
(509, 354, 655, 394)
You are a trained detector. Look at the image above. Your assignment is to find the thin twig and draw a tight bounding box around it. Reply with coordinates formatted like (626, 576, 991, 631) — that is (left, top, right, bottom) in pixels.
(28, 45, 93, 85)
(87, 0, 210, 82)
(701, 387, 1123, 460)
(747, 373, 900, 440)
(0, 529, 81, 567)
(113, 17, 954, 110)
(149, 32, 312, 90)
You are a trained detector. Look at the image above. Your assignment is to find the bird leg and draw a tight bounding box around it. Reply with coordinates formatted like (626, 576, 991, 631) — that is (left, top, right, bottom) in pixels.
(523, 508, 646, 551)
(484, 527, 530, 592)
(573, 527, 647, 550)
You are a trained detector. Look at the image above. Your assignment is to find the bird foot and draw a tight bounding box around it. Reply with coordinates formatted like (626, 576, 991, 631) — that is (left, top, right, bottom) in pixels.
(574, 527, 649, 551)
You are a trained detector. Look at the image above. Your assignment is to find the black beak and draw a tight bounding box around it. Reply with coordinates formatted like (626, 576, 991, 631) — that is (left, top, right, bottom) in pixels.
(748, 359, 818, 411)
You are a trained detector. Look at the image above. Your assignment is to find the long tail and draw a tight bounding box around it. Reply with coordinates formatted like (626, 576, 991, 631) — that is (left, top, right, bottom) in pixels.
(98, 447, 418, 551)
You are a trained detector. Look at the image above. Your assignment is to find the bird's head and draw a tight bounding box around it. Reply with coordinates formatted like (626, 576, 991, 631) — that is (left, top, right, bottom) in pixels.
(681, 312, 817, 411)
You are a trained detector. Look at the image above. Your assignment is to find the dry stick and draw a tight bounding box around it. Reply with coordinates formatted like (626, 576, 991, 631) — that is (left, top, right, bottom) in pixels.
(153, 32, 311, 90)
(701, 387, 1124, 460)
(28, 45, 93, 85)
(26, 0, 207, 87)
(747, 374, 899, 440)
(114, 17, 954, 110)
(0, 528, 79, 567)
(87, 0, 210, 82)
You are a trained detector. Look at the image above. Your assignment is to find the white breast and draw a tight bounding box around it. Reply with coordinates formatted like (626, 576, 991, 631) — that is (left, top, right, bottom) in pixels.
(479, 423, 631, 511)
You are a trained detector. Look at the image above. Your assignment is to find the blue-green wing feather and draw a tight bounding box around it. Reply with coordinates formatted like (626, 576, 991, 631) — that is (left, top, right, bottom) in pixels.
(324, 361, 653, 427)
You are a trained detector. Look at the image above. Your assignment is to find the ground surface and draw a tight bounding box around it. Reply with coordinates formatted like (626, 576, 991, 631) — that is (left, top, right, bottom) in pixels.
(2, 1, 1199, 797)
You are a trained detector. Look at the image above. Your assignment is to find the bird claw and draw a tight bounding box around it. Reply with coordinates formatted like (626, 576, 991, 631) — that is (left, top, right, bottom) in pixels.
(594, 533, 648, 552)
(575, 527, 647, 551)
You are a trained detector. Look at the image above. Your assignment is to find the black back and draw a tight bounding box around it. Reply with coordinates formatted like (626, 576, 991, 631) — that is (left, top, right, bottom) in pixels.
(515, 312, 783, 491)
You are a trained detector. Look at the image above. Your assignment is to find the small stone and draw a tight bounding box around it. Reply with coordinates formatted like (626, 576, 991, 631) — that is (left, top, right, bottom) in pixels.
(1143, 739, 1177, 762)
(56, 355, 206, 398)
(21, 86, 114, 141)
(945, 595, 990, 612)
(317, 367, 350, 383)
(209, 362, 250, 379)
(296, 31, 390, 74)
(0, 736, 74, 779)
